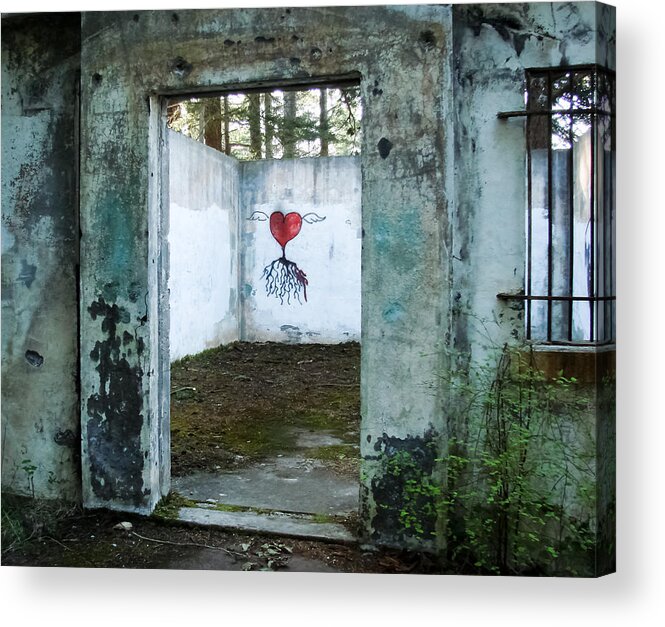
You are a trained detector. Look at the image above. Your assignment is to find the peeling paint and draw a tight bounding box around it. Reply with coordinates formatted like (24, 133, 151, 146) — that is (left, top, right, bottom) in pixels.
(86, 298, 146, 506)
(17, 259, 37, 288)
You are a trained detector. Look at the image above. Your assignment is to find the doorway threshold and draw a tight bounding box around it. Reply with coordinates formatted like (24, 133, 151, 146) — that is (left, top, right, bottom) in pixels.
(176, 504, 356, 544)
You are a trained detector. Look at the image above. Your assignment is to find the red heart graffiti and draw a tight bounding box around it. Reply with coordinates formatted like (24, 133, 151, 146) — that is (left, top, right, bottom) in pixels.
(269, 211, 302, 250)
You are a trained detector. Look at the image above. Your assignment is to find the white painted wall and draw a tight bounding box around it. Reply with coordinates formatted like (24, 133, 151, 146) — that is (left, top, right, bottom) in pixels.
(240, 157, 361, 344)
(168, 131, 240, 361)
(168, 133, 361, 353)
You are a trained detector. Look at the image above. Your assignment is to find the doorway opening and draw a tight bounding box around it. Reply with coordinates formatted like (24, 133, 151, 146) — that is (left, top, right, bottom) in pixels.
(161, 80, 363, 538)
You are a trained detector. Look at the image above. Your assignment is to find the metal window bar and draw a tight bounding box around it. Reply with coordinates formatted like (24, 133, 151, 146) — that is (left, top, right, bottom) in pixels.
(590, 70, 597, 342)
(525, 80, 534, 340)
(546, 73, 553, 342)
(567, 83, 575, 342)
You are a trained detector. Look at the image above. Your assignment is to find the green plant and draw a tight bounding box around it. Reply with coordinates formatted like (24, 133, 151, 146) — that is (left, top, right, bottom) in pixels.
(440, 345, 596, 575)
(1, 494, 80, 556)
(382, 449, 440, 538)
(377, 343, 597, 575)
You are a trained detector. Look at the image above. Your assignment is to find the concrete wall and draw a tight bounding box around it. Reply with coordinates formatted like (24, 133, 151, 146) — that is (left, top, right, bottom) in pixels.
(168, 130, 240, 361)
(167, 136, 360, 354)
(240, 157, 361, 344)
(450, 1, 615, 360)
(1, 14, 81, 501)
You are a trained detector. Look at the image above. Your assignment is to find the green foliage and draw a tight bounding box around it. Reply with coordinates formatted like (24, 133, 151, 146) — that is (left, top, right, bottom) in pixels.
(382, 449, 440, 538)
(441, 345, 596, 575)
(20, 458, 37, 498)
(1, 494, 79, 556)
(378, 344, 596, 575)
(153, 491, 197, 519)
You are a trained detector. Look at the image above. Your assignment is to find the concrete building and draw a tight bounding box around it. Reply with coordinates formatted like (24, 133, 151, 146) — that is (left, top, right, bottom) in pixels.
(1, 3, 615, 575)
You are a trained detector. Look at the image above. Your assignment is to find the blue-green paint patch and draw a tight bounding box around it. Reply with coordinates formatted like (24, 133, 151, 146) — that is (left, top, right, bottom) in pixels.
(372, 211, 425, 274)
(383, 302, 405, 323)
(242, 283, 253, 298)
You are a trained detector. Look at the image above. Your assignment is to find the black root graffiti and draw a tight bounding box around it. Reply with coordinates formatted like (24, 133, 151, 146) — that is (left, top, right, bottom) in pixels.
(262, 256, 309, 304)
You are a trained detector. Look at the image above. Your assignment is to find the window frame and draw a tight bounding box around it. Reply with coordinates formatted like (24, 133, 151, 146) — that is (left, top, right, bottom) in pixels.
(499, 64, 616, 347)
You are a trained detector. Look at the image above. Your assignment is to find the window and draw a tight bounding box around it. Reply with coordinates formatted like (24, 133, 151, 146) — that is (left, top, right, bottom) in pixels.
(522, 65, 615, 345)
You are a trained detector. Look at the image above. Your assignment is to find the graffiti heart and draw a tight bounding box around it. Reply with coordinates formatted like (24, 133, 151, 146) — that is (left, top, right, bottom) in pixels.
(248, 210, 326, 304)
(269, 212, 302, 250)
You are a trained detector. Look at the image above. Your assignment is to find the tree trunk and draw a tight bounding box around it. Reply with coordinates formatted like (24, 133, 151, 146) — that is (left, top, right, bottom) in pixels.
(264, 93, 274, 159)
(319, 88, 329, 157)
(282, 90, 297, 159)
(223, 95, 231, 156)
(248, 93, 262, 160)
(203, 98, 222, 151)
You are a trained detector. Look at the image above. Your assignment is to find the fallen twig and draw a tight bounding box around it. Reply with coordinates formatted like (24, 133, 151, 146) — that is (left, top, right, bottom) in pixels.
(318, 383, 358, 387)
(130, 531, 244, 558)
(44, 535, 73, 551)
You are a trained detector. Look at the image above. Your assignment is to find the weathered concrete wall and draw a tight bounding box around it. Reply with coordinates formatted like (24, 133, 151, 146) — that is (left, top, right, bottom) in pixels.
(168, 131, 240, 361)
(78, 5, 453, 527)
(450, 2, 615, 574)
(1, 14, 81, 500)
(240, 156, 361, 344)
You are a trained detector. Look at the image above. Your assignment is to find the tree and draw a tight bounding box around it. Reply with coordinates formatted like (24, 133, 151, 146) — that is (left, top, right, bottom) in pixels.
(281, 90, 297, 159)
(248, 93, 262, 159)
(264, 93, 274, 159)
(203, 98, 222, 151)
(167, 84, 362, 161)
(319, 88, 329, 157)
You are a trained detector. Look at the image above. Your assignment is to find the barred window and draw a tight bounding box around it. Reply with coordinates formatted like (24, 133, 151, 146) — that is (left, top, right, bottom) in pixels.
(523, 65, 615, 345)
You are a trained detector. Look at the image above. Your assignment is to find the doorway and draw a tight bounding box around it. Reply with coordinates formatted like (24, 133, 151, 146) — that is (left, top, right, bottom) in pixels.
(161, 81, 363, 537)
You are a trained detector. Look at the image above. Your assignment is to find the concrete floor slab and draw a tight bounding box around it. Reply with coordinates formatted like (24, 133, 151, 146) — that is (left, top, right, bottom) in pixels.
(177, 507, 356, 543)
(173, 455, 359, 515)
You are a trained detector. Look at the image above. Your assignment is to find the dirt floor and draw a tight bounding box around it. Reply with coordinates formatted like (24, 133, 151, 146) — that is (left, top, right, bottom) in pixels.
(2, 498, 436, 573)
(170, 341, 361, 480)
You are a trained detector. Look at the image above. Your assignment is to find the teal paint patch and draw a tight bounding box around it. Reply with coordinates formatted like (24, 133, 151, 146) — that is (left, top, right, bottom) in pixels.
(372, 210, 425, 274)
(96, 169, 145, 276)
(383, 302, 405, 323)
(242, 283, 253, 298)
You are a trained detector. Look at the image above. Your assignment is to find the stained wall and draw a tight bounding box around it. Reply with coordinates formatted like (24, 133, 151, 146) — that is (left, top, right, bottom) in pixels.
(1, 14, 81, 500)
(1, 4, 615, 572)
(78, 5, 452, 521)
(450, 2, 616, 574)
